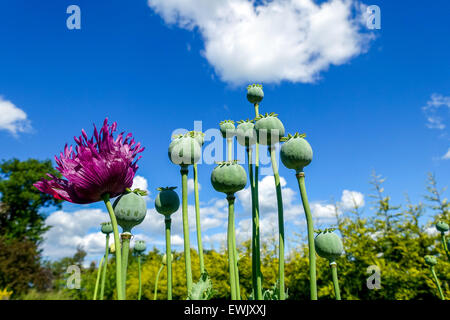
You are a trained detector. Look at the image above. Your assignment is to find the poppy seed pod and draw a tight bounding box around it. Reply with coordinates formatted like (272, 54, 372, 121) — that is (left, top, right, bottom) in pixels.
(424, 255, 437, 266)
(101, 222, 113, 234)
(219, 120, 236, 139)
(247, 84, 264, 105)
(134, 240, 146, 254)
(113, 190, 147, 233)
(188, 131, 205, 147)
(436, 221, 449, 233)
(280, 133, 313, 172)
(314, 229, 343, 261)
(254, 113, 285, 145)
(236, 120, 257, 147)
(211, 161, 247, 194)
(155, 187, 180, 217)
(162, 253, 173, 265)
(168, 135, 201, 166)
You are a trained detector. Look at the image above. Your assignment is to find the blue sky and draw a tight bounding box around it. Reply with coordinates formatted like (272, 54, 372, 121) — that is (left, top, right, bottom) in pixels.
(0, 0, 449, 264)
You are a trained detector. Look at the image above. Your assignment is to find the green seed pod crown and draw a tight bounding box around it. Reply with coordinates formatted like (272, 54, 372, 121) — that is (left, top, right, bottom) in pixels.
(168, 134, 202, 166)
(134, 240, 147, 254)
(254, 112, 285, 145)
(113, 189, 147, 233)
(211, 160, 247, 195)
(155, 186, 180, 217)
(236, 119, 257, 147)
(188, 131, 205, 147)
(219, 120, 236, 139)
(247, 84, 264, 105)
(280, 133, 313, 172)
(424, 255, 437, 266)
(101, 221, 113, 234)
(436, 221, 449, 233)
(314, 228, 343, 261)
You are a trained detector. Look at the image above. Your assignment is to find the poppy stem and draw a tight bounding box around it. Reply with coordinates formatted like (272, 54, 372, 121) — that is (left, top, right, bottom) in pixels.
(430, 266, 445, 300)
(227, 193, 237, 300)
(99, 233, 109, 300)
(138, 255, 142, 300)
(253, 103, 263, 300)
(330, 261, 341, 300)
(180, 165, 193, 296)
(102, 194, 124, 300)
(296, 171, 318, 300)
(441, 233, 450, 261)
(165, 217, 173, 300)
(93, 255, 104, 300)
(154, 264, 164, 300)
(269, 145, 285, 300)
(121, 233, 131, 299)
(193, 163, 205, 274)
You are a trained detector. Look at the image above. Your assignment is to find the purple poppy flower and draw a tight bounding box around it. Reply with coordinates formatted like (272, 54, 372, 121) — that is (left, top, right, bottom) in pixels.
(34, 118, 144, 204)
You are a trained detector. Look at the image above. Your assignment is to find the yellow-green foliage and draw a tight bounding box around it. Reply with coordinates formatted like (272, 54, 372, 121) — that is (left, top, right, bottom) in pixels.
(0, 287, 12, 300)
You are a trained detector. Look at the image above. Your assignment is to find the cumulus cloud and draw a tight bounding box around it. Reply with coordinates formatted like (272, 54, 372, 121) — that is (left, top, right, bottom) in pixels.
(147, 0, 373, 84)
(340, 189, 365, 210)
(0, 96, 32, 136)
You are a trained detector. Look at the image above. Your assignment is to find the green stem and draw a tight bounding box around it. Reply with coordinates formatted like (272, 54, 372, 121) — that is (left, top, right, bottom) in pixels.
(100, 234, 109, 300)
(165, 218, 173, 300)
(227, 138, 232, 162)
(296, 171, 318, 300)
(180, 165, 193, 295)
(138, 255, 142, 300)
(330, 262, 341, 300)
(232, 204, 241, 300)
(102, 194, 124, 300)
(121, 233, 131, 299)
(193, 163, 205, 274)
(253, 103, 263, 300)
(430, 266, 445, 300)
(441, 233, 450, 261)
(227, 194, 237, 300)
(269, 146, 285, 300)
(154, 264, 164, 300)
(93, 256, 104, 300)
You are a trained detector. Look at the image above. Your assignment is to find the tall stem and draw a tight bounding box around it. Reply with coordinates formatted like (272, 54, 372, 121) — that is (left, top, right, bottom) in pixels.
(441, 233, 450, 261)
(100, 234, 110, 300)
(296, 171, 318, 300)
(154, 264, 164, 300)
(232, 203, 241, 300)
(180, 165, 193, 295)
(227, 194, 237, 300)
(165, 218, 173, 300)
(330, 262, 341, 300)
(193, 163, 205, 274)
(253, 103, 263, 300)
(121, 233, 131, 299)
(269, 146, 285, 300)
(102, 194, 124, 300)
(430, 266, 445, 300)
(138, 255, 142, 300)
(93, 256, 104, 300)
(227, 138, 233, 162)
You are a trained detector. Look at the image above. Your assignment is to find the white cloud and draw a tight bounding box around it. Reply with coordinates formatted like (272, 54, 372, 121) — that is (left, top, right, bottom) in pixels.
(340, 189, 365, 210)
(147, 0, 373, 84)
(132, 175, 149, 193)
(0, 96, 31, 136)
(442, 148, 450, 160)
(187, 178, 201, 194)
(422, 93, 450, 130)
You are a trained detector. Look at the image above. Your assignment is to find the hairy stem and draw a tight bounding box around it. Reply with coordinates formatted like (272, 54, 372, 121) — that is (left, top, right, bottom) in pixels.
(100, 234, 109, 300)
(330, 262, 341, 300)
(227, 194, 237, 300)
(165, 218, 173, 300)
(154, 264, 164, 300)
(193, 163, 205, 274)
(296, 171, 318, 300)
(102, 194, 124, 300)
(93, 256, 104, 300)
(269, 145, 285, 300)
(430, 266, 445, 300)
(180, 165, 193, 295)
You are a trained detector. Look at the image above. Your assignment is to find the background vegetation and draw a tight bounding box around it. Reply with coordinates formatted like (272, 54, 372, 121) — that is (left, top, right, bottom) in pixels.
(0, 159, 448, 300)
